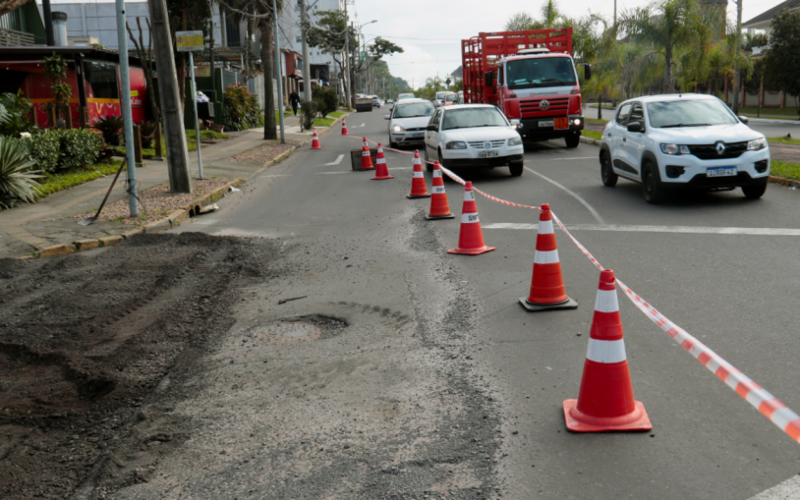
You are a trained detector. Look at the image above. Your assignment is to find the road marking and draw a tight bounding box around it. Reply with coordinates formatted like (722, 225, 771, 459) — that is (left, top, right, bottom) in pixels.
(535, 156, 597, 161)
(524, 166, 605, 224)
(259, 174, 292, 178)
(483, 222, 800, 236)
(324, 154, 344, 166)
(748, 474, 800, 499)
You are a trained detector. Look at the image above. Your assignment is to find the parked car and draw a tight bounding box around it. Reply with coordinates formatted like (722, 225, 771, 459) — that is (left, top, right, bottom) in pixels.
(397, 93, 416, 101)
(423, 104, 524, 176)
(442, 93, 457, 106)
(371, 95, 383, 107)
(598, 94, 770, 203)
(385, 98, 436, 148)
(433, 90, 450, 108)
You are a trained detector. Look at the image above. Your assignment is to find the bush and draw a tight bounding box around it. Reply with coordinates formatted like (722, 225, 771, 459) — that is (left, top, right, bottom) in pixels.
(26, 129, 102, 173)
(93, 115, 124, 145)
(138, 120, 156, 148)
(0, 91, 37, 137)
(300, 100, 318, 130)
(223, 83, 263, 131)
(0, 136, 42, 208)
(313, 87, 339, 118)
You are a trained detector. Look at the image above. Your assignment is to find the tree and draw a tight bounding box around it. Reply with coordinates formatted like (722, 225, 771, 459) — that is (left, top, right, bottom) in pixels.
(307, 10, 355, 101)
(503, 2, 601, 62)
(0, 0, 30, 17)
(505, 12, 536, 31)
(127, 17, 160, 124)
(763, 9, 800, 112)
(43, 52, 71, 128)
(257, 0, 283, 140)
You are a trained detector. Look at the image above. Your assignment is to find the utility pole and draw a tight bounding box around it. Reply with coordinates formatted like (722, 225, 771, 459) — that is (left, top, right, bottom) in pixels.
(273, 0, 285, 144)
(115, 0, 139, 214)
(732, 0, 743, 115)
(613, 0, 617, 28)
(300, 0, 312, 102)
(343, 1, 351, 108)
(147, 0, 192, 193)
(349, 21, 356, 106)
(42, 0, 55, 46)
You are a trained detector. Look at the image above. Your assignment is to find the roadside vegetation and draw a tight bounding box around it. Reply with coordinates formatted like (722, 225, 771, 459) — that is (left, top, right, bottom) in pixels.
(770, 161, 800, 182)
(768, 136, 800, 146)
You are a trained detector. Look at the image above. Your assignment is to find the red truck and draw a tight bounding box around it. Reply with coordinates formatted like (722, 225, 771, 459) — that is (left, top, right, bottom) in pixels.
(461, 28, 591, 148)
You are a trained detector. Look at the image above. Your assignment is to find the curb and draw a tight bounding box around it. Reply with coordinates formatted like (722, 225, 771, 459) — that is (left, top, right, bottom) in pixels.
(24, 178, 247, 260)
(748, 118, 800, 125)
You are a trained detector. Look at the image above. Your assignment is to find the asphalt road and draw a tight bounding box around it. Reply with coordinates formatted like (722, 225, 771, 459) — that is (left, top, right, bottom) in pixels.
(177, 109, 800, 499)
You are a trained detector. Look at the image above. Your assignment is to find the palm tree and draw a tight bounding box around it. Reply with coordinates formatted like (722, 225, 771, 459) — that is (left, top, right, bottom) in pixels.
(505, 12, 536, 31)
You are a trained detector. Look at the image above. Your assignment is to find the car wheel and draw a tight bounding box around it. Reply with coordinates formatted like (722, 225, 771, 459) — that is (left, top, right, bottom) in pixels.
(565, 133, 580, 149)
(424, 147, 433, 172)
(642, 161, 665, 204)
(509, 162, 523, 176)
(389, 138, 397, 149)
(742, 180, 768, 199)
(437, 149, 446, 170)
(600, 151, 618, 187)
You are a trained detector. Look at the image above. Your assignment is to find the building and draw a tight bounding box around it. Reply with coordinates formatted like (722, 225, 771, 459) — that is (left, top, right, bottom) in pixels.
(743, 0, 800, 36)
(0, 2, 46, 46)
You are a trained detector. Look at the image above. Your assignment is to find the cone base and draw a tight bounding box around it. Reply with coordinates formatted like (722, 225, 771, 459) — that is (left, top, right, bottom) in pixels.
(424, 213, 455, 220)
(447, 245, 496, 255)
(563, 399, 651, 432)
(311, 145, 321, 150)
(518, 296, 578, 312)
(407, 193, 431, 199)
(371, 175, 394, 180)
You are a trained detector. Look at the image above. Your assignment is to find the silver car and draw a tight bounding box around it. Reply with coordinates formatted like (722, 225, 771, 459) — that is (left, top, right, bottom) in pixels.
(385, 98, 436, 148)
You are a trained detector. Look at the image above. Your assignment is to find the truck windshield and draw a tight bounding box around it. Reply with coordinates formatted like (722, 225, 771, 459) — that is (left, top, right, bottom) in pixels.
(506, 57, 576, 89)
(442, 108, 507, 130)
(646, 99, 739, 128)
(393, 102, 435, 118)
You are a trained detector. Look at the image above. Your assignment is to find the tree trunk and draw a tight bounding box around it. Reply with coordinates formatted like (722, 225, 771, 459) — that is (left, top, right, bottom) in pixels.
(597, 90, 602, 119)
(664, 49, 673, 94)
(260, 19, 277, 140)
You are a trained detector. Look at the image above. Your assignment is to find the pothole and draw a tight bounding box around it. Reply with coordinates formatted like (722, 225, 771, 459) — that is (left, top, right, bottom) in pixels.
(254, 315, 347, 345)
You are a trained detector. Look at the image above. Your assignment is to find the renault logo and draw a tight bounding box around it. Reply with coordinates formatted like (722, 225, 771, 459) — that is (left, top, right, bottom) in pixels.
(715, 142, 726, 155)
(540, 100, 550, 110)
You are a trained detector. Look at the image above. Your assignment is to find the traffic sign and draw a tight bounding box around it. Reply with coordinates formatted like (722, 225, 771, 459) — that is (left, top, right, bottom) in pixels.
(176, 30, 204, 52)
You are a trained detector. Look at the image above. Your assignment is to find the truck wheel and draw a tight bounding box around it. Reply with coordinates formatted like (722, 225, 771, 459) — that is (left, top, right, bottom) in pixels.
(742, 180, 767, 199)
(642, 161, 665, 204)
(565, 133, 580, 149)
(600, 151, 617, 187)
(509, 162, 523, 177)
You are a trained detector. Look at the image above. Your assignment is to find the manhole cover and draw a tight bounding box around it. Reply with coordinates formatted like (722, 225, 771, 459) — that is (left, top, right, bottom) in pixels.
(254, 321, 323, 345)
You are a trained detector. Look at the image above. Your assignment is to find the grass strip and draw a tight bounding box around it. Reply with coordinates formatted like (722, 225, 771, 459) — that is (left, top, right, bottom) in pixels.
(768, 136, 800, 146)
(329, 111, 345, 118)
(739, 107, 799, 117)
(35, 160, 126, 198)
(582, 130, 603, 141)
(313, 117, 336, 128)
(771, 161, 800, 182)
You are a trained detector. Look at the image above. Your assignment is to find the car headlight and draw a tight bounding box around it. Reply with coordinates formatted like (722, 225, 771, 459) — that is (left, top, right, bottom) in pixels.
(391, 124, 405, 134)
(747, 137, 767, 151)
(660, 143, 691, 155)
(446, 141, 467, 150)
(508, 137, 522, 146)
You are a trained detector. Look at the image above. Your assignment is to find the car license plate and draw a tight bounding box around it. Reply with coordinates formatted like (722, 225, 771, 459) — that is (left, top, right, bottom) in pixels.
(478, 150, 499, 158)
(554, 117, 569, 130)
(707, 167, 737, 177)
(538, 120, 554, 128)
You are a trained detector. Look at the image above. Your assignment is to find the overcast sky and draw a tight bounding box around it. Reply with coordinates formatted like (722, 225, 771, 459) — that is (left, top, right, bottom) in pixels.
(351, 0, 784, 89)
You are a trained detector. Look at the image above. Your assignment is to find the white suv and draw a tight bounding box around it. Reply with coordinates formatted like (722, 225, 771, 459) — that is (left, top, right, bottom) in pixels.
(598, 94, 770, 203)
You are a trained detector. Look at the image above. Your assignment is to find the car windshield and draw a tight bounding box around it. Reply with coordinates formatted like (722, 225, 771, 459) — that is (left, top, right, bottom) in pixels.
(393, 102, 435, 118)
(646, 99, 739, 128)
(442, 108, 507, 130)
(444, 94, 456, 101)
(435, 91, 449, 100)
(398, 94, 414, 100)
(506, 57, 576, 89)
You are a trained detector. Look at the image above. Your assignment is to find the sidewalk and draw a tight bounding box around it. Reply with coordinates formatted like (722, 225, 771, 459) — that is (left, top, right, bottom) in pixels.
(0, 116, 316, 259)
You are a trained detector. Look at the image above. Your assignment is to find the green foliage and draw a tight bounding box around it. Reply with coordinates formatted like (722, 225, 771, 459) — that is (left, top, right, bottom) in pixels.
(138, 120, 156, 148)
(300, 100, 318, 130)
(0, 91, 36, 137)
(223, 84, 263, 131)
(43, 52, 72, 125)
(771, 161, 800, 182)
(313, 87, 339, 118)
(0, 137, 42, 208)
(26, 129, 102, 173)
(93, 115, 124, 145)
(768, 136, 800, 146)
(35, 160, 124, 198)
(312, 117, 335, 128)
(763, 9, 800, 106)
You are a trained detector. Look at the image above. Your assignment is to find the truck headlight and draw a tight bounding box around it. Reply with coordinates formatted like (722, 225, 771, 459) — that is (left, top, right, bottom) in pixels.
(747, 137, 767, 151)
(660, 143, 690, 155)
(446, 141, 467, 149)
(508, 137, 522, 146)
(392, 124, 405, 134)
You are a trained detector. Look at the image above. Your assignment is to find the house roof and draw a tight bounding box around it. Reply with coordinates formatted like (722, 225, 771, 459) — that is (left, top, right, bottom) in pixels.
(0, 46, 143, 66)
(743, 0, 800, 28)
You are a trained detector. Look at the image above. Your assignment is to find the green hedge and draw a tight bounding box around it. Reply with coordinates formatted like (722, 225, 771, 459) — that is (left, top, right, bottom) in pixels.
(26, 129, 102, 173)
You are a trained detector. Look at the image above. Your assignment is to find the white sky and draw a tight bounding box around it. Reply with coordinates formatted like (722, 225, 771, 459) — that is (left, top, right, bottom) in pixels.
(351, 0, 784, 89)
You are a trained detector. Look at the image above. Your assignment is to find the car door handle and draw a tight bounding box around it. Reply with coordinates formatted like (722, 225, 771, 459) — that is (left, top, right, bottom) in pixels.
(622, 138, 627, 142)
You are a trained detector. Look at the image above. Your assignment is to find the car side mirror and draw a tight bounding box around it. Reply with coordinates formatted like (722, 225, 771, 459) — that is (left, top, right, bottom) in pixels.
(384, 115, 390, 120)
(584, 64, 592, 80)
(426, 124, 437, 131)
(738, 115, 749, 125)
(485, 71, 493, 88)
(510, 119, 521, 130)
(627, 121, 643, 133)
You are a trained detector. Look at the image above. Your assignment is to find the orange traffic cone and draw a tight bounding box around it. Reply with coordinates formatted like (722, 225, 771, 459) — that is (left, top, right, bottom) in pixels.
(407, 150, 430, 199)
(563, 269, 652, 432)
(360, 138, 374, 170)
(424, 161, 454, 220)
(519, 203, 578, 312)
(341, 119, 348, 136)
(311, 128, 321, 149)
(372, 143, 394, 180)
(448, 182, 495, 255)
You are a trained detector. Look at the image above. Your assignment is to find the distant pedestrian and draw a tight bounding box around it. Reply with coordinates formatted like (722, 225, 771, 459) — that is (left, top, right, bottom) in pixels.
(289, 91, 300, 115)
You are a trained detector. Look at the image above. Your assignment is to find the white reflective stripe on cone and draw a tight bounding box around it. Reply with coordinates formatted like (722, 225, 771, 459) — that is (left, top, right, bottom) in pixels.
(464, 190, 475, 201)
(362, 151, 370, 156)
(586, 338, 627, 364)
(461, 212, 479, 224)
(594, 289, 620, 313)
(432, 186, 445, 194)
(538, 219, 554, 235)
(433, 170, 442, 177)
(534, 249, 559, 265)
(413, 171, 424, 178)
(377, 158, 386, 164)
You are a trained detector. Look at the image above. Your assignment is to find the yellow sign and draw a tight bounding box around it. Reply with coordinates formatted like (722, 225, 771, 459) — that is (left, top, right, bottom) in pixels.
(176, 30, 204, 52)
(130, 90, 139, 97)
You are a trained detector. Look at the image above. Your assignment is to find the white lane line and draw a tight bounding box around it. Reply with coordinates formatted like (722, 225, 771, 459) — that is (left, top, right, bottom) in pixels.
(524, 166, 605, 224)
(259, 174, 292, 178)
(748, 474, 800, 499)
(324, 154, 345, 166)
(483, 223, 800, 236)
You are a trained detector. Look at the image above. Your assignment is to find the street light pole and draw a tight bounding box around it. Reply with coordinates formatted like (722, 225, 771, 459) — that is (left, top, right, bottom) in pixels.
(115, 0, 138, 215)
(300, 0, 312, 102)
(273, 0, 285, 144)
(343, 1, 351, 108)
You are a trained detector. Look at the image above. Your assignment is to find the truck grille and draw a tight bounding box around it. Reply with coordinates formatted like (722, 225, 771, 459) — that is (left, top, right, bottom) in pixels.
(520, 97, 569, 114)
(468, 140, 506, 149)
(688, 141, 747, 160)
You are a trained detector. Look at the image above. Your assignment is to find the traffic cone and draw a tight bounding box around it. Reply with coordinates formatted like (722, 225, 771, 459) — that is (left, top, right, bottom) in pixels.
(407, 150, 430, 199)
(518, 203, 578, 312)
(360, 138, 374, 170)
(563, 269, 652, 432)
(448, 182, 495, 255)
(424, 161, 454, 220)
(311, 128, 321, 149)
(341, 119, 348, 136)
(372, 143, 394, 180)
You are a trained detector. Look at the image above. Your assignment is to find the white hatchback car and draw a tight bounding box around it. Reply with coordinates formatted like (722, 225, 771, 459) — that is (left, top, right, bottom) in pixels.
(599, 94, 770, 203)
(423, 104, 525, 176)
(385, 98, 436, 148)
